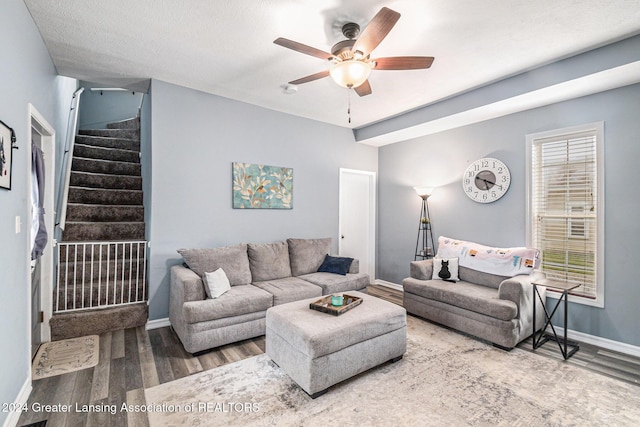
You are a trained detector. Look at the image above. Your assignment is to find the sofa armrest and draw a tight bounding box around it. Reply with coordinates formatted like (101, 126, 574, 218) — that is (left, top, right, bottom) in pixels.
(410, 259, 434, 280)
(170, 264, 205, 340)
(171, 264, 206, 303)
(348, 259, 360, 274)
(498, 270, 546, 331)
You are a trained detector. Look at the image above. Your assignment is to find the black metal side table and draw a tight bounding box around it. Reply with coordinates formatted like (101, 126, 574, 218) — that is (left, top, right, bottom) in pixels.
(532, 279, 580, 360)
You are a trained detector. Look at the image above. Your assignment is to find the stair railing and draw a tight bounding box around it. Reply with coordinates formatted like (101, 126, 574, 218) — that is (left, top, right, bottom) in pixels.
(55, 87, 85, 232)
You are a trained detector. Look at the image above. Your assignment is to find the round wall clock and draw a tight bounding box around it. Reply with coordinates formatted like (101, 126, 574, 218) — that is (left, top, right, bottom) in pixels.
(462, 157, 511, 203)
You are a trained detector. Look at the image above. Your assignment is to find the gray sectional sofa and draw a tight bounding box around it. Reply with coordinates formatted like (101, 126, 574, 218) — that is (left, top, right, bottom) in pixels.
(403, 259, 546, 349)
(169, 238, 370, 354)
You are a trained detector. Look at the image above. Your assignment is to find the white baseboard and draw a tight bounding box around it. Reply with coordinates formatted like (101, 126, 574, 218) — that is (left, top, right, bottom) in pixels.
(3, 377, 32, 427)
(550, 326, 640, 358)
(373, 279, 640, 358)
(146, 317, 171, 330)
(374, 279, 403, 291)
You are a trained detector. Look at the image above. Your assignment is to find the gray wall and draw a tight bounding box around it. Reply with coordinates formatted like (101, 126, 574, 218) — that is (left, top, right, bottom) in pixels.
(378, 83, 640, 346)
(78, 81, 144, 129)
(140, 90, 153, 240)
(147, 79, 377, 320)
(0, 1, 77, 423)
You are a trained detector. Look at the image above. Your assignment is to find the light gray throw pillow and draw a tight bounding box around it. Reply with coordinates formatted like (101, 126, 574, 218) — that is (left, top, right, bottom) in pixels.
(203, 268, 231, 299)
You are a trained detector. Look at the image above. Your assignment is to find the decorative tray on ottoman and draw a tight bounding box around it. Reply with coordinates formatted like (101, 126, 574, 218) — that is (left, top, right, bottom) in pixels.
(309, 294, 363, 316)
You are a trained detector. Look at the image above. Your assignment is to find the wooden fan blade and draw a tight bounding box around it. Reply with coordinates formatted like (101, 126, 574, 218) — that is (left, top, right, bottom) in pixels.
(372, 56, 435, 70)
(274, 37, 333, 61)
(352, 7, 401, 58)
(354, 80, 372, 97)
(288, 70, 330, 85)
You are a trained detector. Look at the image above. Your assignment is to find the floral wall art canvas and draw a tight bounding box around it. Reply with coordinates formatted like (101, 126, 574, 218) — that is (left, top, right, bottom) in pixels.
(232, 162, 293, 209)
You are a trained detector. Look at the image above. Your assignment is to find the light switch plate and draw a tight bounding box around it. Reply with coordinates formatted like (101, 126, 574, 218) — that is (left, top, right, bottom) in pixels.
(15, 216, 21, 234)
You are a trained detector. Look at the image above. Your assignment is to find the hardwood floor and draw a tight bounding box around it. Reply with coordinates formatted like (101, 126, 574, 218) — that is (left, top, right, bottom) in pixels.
(369, 285, 640, 386)
(18, 285, 639, 426)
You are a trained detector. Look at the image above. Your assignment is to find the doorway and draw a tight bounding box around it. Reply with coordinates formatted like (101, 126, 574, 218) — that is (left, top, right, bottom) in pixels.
(338, 168, 376, 280)
(29, 104, 55, 358)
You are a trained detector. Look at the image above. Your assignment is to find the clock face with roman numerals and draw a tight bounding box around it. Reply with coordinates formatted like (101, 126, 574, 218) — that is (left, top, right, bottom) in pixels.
(462, 157, 511, 203)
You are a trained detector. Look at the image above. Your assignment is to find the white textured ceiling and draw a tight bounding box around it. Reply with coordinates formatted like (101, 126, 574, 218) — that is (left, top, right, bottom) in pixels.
(24, 0, 640, 128)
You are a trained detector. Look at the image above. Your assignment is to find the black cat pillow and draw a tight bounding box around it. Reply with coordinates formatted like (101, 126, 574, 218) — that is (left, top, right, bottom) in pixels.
(431, 257, 459, 282)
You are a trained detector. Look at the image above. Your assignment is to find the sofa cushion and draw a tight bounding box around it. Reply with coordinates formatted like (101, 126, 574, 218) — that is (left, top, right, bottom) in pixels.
(402, 277, 518, 321)
(287, 238, 332, 276)
(177, 244, 252, 286)
(317, 254, 353, 275)
(299, 272, 370, 295)
(458, 266, 509, 289)
(252, 277, 322, 306)
(182, 285, 273, 324)
(248, 241, 292, 281)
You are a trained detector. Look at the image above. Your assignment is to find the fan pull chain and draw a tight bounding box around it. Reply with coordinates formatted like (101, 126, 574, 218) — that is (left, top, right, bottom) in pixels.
(347, 89, 352, 124)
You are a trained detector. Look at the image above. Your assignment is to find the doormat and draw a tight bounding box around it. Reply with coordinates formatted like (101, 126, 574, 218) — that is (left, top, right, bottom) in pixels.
(32, 335, 99, 380)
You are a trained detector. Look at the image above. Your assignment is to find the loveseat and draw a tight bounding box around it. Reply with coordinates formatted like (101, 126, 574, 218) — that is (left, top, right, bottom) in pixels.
(169, 238, 370, 354)
(402, 237, 546, 349)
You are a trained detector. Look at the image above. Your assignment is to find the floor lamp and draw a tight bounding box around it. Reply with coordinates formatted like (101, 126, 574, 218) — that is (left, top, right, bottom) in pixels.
(414, 187, 435, 260)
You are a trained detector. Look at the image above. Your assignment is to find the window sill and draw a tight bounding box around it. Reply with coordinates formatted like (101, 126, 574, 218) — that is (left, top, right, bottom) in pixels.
(546, 288, 604, 308)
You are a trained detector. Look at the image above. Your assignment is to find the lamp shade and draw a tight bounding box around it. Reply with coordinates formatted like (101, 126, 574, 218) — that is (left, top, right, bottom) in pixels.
(330, 60, 372, 88)
(413, 186, 434, 198)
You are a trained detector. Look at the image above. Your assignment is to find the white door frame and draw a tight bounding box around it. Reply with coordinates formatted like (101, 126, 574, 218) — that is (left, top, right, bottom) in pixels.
(338, 168, 376, 280)
(27, 103, 56, 347)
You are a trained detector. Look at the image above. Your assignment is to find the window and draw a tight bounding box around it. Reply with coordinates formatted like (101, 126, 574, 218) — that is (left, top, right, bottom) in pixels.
(526, 122, 604, 307)
(568, 204, 587, 239)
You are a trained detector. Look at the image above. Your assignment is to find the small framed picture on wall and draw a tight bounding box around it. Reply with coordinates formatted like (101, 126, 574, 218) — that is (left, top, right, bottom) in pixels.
(0, 119, 15, 190)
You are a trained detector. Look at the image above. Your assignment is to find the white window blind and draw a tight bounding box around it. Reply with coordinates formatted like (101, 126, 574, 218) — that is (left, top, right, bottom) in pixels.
(530, 129, 598, 298)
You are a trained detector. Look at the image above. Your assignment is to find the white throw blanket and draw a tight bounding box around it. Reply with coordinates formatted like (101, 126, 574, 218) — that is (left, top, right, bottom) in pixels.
(436, 236, 539, 277)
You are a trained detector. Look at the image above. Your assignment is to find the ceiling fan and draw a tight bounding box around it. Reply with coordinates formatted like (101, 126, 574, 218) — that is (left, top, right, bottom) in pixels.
(274, 7, 434, 97)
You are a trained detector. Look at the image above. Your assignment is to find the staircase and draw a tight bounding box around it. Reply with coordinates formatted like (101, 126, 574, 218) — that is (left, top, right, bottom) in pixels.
(51, 117, 148, 340)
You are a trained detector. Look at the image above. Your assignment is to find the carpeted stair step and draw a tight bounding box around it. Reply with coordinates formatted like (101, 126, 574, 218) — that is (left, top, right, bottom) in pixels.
(107, 117, 140, 130)
(72, 157, 141, 176)
(55, 282, 146, 312)
(73, 143, 140, 163)
(57, 259, 146, 286)
(68, 187, 143, 205)
(50, 303, 148, 340)
(75, 134, 140, 151)
(70, 171, 142, 190)
(63, 221, 145, 241)
(66, 203, 144, 222)
(58, 116, 148, 314)
(79, 128, 139, 140)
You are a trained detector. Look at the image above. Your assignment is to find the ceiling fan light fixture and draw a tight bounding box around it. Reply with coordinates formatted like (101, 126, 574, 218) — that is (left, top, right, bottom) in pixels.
(329, 60, 371, 88)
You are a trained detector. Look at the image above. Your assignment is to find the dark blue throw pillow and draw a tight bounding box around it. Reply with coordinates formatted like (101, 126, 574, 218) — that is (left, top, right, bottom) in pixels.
(317, 254, 353, 275)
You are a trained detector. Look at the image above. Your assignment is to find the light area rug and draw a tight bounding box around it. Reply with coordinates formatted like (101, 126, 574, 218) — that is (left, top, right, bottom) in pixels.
(145, 317, 640, 426)
(32, 335, 99, 380)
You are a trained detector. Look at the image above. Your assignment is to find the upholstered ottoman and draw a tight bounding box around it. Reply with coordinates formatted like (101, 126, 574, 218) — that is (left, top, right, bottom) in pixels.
(266, 291, 407, 398)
